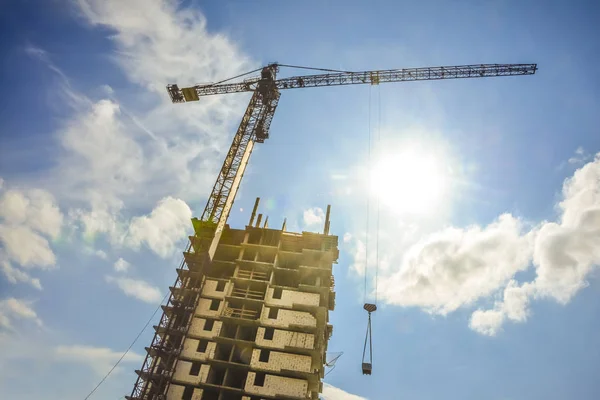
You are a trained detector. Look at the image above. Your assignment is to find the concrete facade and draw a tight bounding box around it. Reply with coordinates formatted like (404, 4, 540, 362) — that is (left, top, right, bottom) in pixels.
(201, 280, 230, 298)
(249, 348, 312, 373)
(180, 337, 217, 361)
(168, 385, 203, 400)
(255, 327, 315, 351)
(156, 208, 338, 400)
(244, 372, 309, 398)
(172, 362, 210, 385)
(260, 307, 317, 329)
(188, 317, 223, 338)
(265, 288, 320, 308)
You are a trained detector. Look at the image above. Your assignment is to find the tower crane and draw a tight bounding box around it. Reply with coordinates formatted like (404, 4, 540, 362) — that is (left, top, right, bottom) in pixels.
(128, 62, 537, 399)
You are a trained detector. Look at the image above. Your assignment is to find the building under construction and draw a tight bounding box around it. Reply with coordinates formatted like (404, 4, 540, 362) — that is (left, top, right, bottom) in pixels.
(129, 199, 338, 400)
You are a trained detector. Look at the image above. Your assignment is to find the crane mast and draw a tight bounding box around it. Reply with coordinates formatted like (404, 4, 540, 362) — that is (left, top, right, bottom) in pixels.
(200, 65, 280, 226)
(128, 62, 536, 400)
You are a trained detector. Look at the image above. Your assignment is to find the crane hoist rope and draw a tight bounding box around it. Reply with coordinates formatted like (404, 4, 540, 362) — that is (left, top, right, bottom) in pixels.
(375, 87, 382, 308)
(362, 84, 382, 376)
(128, 61, 537, 400)
(364, 86, 372, 305)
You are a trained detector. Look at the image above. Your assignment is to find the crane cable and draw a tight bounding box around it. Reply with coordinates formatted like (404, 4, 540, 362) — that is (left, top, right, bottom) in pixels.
(376, 86, 381, 304)
(82, 291, 169, 399)
(361, 85, 381, 375)
(364, 85, 371, 305)
(277, 64, 353, 73)
(205, 63, 353, 88)
(203, 67, 264, 87)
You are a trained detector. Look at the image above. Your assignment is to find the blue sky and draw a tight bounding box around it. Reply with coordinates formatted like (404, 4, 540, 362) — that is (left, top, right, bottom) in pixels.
(1, 0, 600, 399)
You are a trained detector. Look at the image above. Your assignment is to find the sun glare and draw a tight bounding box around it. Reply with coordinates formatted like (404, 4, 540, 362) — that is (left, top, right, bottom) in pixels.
(370, 148, 448, 215)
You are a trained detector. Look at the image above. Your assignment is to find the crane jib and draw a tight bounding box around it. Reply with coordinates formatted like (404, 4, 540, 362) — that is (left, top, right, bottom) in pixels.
(166, 63, 537, 101)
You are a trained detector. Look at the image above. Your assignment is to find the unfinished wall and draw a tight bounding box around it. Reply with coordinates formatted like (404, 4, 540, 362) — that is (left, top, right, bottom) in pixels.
(201, 279, 230, 298)
(244, 372, 309, 398)
(195, 298, 223, 317)
(250, 348, 312, 373)
(260, 307, 317, 329)
(188, 317, 222, 338)
(265, 288, 320, 308)
(256, 327, 315, 350)
(167, 384, 186, 400)
(172, 361, 210, 385)
(166, 384, 203, 400)
(180, 337, 216, 361)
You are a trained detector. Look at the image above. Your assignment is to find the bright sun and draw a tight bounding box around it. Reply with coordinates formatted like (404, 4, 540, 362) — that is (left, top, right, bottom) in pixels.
(369, 148, 448, 215)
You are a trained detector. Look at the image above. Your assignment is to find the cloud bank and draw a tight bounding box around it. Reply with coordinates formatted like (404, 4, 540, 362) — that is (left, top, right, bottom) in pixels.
(346, 153, 600, 335)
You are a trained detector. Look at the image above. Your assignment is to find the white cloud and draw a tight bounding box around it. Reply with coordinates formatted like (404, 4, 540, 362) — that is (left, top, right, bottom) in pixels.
(500, 281, 534, 322)
(568, 146, 591, 166)
(303, 207, 325, 228)
(1, 261, 42, 290)
(346, 236, 368, 276)
(76, 0, 252, 95)
(100, 84, 114, 95)
(69, 202, 124, 244)
(55, 344, 143, 376)
(379, 214, 534, 315)
(3, 0, 252, 297)
(74, 0, 251, 189)
(0, 187, 63, 288)
(534, 154, 600, 300)
(0, 226, 56, 268)
(0, 298, 43, 330)
(55, 98, 142, 247)
(82, 247, 109, 260)
(558, 146, 592, 171)
(37, 0, 254, 250)
(469, 281, 534, 336)
(95, 249, 108, 259)
(472, 154, 600, 335)
(105, 276, 162, 304)
(469, 307, 505, 336)
(126, 197, 192, 258)
(113, 257, 131, 273)
(348, 153, 600, 335)
(322, 383, 368, 400)
(343, 232, 395, 280)
(0, 188, 63, 239)
(58, 100, 144, 211)
(0, 190, 28, 223)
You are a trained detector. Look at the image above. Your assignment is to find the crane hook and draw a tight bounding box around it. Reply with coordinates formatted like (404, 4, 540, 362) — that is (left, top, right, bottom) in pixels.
(362, 303, 377, 375)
